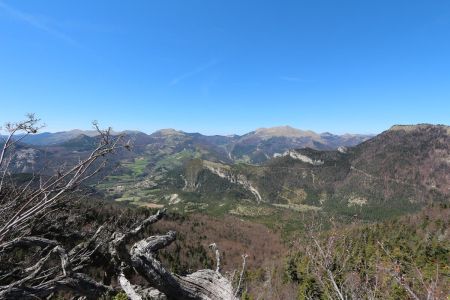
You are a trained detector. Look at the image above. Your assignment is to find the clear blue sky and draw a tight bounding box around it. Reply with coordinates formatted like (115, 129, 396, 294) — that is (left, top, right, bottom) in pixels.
(0, 0, 449, 135)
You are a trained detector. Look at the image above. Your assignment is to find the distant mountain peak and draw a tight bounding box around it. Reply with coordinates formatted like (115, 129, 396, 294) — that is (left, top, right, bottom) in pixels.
(253, 126, 319, 138)
(66, 129, 100, 137)
(151, 128, 184, 136)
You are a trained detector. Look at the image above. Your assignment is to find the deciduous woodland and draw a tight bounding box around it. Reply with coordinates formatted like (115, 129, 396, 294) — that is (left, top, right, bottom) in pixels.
(0, 116, 448, 299)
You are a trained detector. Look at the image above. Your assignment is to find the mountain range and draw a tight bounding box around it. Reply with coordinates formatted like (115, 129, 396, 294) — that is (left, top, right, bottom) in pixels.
(11, 125, 372, 164)
(6, 124, 449, 221)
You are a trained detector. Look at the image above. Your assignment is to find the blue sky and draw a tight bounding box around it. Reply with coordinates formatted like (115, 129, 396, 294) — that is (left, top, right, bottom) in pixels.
(0, 0, 449, 135)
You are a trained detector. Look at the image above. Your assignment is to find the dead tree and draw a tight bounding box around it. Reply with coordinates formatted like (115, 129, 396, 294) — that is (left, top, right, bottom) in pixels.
(0, 115, 241, 299)
(0, 208, 238, 299)
(304, 229, 347, 300)
(0, 116, 124, 242)
(302, 222, 444, 300)
(301, 220, 375, 300)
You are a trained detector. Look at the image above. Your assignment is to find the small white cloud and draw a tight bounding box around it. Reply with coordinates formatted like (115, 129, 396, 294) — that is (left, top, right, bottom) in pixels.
(169, 59, 218, 86)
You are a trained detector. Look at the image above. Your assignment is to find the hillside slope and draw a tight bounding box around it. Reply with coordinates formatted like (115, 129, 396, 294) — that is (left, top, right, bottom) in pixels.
(160, 124, 449, 220)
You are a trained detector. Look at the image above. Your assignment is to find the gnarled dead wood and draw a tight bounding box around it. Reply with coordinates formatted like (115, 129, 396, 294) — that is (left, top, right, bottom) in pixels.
(128, 231, 236, 300)
(112, 211, 238, 300)
(0, 209, 239, 300)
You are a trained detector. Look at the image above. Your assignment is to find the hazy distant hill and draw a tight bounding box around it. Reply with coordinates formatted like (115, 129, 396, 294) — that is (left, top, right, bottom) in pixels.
(229, 126, 372, 163)
(11, 129, 125, 146)
(11, 126, 372, 164)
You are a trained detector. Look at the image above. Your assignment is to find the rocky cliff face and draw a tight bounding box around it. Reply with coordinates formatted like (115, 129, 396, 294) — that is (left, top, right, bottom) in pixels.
(181, 159, 263, 202)
(277, 150, 325, 165)
(204, 163, 263, 203)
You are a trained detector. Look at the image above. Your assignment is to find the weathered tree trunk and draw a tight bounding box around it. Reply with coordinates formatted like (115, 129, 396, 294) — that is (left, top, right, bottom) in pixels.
(129, 232, 236, 300)
(0, 210, 239, 300)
